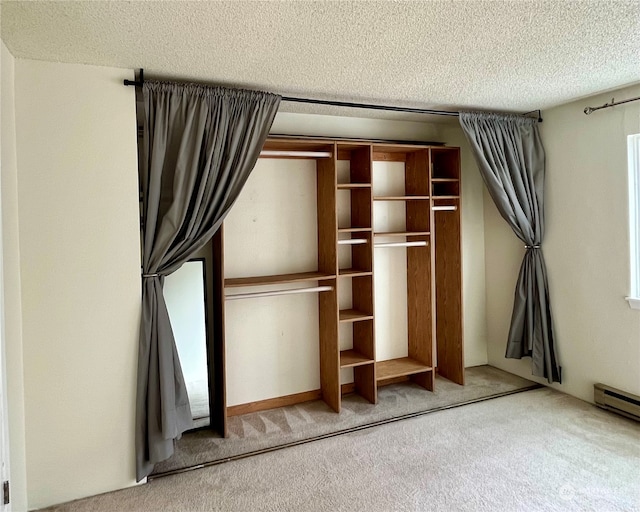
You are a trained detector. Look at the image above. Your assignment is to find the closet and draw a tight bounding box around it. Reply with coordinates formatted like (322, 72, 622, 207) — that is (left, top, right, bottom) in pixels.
(209, 136, 463, 436)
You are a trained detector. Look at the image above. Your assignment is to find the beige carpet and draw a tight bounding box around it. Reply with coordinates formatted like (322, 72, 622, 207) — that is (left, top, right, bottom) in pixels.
(153, 365, 538, 475)
(42, 387, 640, 511)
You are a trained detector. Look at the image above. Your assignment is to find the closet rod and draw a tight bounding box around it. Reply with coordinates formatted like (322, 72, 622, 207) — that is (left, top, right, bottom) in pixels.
(338, 239, 368, 245)
(432, 205, 457, 211)
(123, 69, 542, 122)
(375, 241, 428, 248)
(225, 285, 333, 301)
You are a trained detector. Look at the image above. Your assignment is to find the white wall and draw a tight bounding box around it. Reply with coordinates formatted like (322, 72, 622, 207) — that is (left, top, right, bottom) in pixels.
(13, 60, 141, 509)
(1, 40, 28, 512)
(485, 84, 640, 402)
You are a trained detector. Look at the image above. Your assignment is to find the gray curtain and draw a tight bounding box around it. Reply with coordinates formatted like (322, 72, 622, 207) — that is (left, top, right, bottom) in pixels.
(459, 112, 561, 384)
(137, 81, 281, 480)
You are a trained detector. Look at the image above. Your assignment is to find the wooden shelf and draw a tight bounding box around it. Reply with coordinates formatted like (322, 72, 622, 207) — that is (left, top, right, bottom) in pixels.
(340, 350, 374, 368)
(432, 195, 459, 199)
(376, 357, 432, 380)
(225, 271, 336, 288)
(374, 196, 430, 201)
(338, 268, 373, 277)
(338, 227, 373, 233)
(431, 178, 459, 182)
(337, 183, 371, 190)
(339, 309, 374, 323)
(374, 231, 430, 237)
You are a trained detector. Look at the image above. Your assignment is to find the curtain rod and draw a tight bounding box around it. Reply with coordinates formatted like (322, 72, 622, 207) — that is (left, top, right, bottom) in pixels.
(584, 95, 640, 115)
(123, 69, 542, 122)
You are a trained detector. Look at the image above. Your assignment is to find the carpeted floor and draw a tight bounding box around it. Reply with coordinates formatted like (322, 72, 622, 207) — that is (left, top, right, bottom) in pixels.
(153, 365, 538, 475)
(42, 386, 640, 511)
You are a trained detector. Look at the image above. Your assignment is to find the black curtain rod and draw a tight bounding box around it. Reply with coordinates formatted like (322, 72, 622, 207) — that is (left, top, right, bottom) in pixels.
(123, 69, 542, 122)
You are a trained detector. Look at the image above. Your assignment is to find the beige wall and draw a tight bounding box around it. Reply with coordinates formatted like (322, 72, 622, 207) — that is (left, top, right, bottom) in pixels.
(485, 84, 640, 401)
(1, 40, 28, 512)
(13, 60, 141, 509)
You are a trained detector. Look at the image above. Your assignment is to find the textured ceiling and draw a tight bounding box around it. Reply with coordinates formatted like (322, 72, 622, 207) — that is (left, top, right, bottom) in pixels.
(1, 1, 639, 120)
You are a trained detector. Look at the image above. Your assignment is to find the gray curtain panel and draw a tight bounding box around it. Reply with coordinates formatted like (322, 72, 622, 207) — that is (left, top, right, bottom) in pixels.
(459, 112, 561, 384)
(137, 81, 281, 480)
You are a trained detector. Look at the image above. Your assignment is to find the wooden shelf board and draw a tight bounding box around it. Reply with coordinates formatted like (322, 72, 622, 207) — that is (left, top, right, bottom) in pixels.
(431, 178, 459, 182)
(337, 183, 372, 189)
(374, 231, 430, 237)
(338, 268, 373, 277)
(339, 309, 374, 323)
(432, 195, 459, 199)
(376, 357, 432, 380)
(340, 350, 375, 368)
(374, 196, 430, 201)
(337, 227, 373, 233)
(225, 271, 336, 288)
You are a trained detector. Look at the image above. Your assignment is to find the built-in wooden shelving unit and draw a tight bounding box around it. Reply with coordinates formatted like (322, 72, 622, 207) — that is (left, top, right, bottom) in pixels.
(209, 136, 464, 436)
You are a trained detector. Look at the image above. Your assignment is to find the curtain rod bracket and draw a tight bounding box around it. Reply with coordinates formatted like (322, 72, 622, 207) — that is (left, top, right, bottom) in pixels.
(523, 109, 543, 122)
(124, 68, 144, 87)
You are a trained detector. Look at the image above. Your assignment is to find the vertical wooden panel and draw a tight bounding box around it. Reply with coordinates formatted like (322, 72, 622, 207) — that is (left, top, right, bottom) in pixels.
(405, 151, 433, 381)
(434, 198, 464, 384)
(317, 151, 337, 274)
(319, 279, 340, 411)
(210, 227, 227, 436)
(317, 150, 341, 411)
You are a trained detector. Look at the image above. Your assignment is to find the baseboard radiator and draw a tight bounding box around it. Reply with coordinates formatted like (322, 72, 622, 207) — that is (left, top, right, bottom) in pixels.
(594, 383, 640, 422)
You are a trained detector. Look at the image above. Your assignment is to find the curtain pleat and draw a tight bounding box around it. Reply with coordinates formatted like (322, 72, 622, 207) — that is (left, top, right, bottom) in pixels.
(459, 112, 561, 384)
(136, 81, 280, 480)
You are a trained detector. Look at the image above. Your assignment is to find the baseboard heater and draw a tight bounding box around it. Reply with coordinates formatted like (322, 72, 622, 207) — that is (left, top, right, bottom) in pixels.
(594, 383, 640, 422)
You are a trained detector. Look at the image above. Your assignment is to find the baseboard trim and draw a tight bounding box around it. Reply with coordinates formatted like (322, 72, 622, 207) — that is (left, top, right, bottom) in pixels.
(227, 389, 322, 417)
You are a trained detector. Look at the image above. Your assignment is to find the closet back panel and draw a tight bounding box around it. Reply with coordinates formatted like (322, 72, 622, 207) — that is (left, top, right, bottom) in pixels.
(223, 158, 321, 406)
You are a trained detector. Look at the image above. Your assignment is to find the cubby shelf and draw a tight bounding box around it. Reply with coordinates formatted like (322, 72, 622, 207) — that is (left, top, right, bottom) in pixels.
(338, 227, 373, 233)
(374, 231, 430, 237)
(338, 268, 373, 277)
(337, 183, 372, 189)
(339, 309, 374, 322)
(376, 358, 432, 380)
(340, 350, 374, 368)
(373, 196, 430, 201)
(224, 271, 336, 288)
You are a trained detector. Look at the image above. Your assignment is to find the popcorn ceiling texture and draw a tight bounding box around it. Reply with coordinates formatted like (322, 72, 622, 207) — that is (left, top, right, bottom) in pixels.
(1, 0, 639, 116)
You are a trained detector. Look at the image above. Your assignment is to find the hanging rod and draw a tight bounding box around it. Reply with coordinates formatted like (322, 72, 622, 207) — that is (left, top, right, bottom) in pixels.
(225, 285, 333, 301)
(584, 96, 640, 115)
(375, 241, 428, 248)
(123, 69, 542, 122)
(432, 205, 458, 211)
(338, 239, 368, 245)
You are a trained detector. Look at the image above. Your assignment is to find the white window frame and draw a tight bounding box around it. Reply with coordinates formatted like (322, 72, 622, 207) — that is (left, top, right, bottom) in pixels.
(627, 133, 640, 310)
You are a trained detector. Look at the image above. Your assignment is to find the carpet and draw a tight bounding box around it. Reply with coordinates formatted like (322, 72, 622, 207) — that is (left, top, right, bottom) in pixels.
(42, 386, 640, 511)
(152, 365, 538, 476)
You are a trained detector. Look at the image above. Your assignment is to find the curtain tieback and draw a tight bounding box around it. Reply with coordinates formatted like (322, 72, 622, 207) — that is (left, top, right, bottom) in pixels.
(524, 245, 541, 249)
(142, 273, 159, 278)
